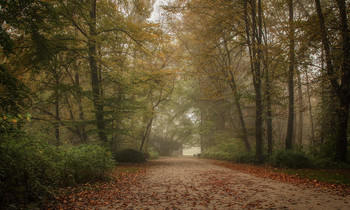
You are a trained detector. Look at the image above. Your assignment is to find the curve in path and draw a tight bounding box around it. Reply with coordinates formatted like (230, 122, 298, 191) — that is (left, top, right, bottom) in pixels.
(105, 157, 349, 209)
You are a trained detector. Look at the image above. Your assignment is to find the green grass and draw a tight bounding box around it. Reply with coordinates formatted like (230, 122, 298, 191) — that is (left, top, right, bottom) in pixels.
(274, 168, 350, 186)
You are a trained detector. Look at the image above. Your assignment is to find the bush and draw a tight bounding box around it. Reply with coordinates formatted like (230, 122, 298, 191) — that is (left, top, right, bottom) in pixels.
(61, 144, 115, 184)
(114, 149, 148, 163)
(201, 140, 253, 163)
(148, 148, 159, 160)
(0, 134, 60, 206)
(310, 157, 350, 169)
(270, 150, 311, 169)
(0, 134, 115, 207)
(201, 150, 233, 160)
(233, 153, 255, 163)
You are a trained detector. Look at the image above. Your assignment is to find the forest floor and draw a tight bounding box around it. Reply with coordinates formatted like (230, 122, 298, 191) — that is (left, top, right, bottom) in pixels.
(47, 157, 350, 209)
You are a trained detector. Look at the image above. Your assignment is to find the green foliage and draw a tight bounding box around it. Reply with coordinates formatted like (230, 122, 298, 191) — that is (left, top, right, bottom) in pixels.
(270, 150, 311, 169)
(233, 153, 256, 163)
(309, 157, 350, 170)
(61, 144, 115, 184)
(114, 149, 148, 163)
(0, 134, 60, 205)
(202, 150, 233, 160)
(0, 134, 115, 206)
(0, 65, 29, 115)
(147, 148, 159, 160)
(201, 140, 253, 163)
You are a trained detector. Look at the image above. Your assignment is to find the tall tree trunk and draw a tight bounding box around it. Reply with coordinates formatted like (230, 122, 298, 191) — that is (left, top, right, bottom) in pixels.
(54, 67, 60, 146)
(305, 70, 315, 152)
(140, 117, 153, 152)
(264, 55, 273, 155)
(230, 75, 252, 152)
(334, 0, 350, 163)
(75, 71, 87, 143)
(228, 75, 252, 152)
(255, 0, 264, 162)
(315, 0, 350, 162)
(297, 69, 303, 148)
(263, 14, 273, 156)
(336, 100, 349, 162)
(285, 0, 295, 150)
(88, 0, 107, 142)
(245, 0, 263, 162)
(223, 38, 251, 152)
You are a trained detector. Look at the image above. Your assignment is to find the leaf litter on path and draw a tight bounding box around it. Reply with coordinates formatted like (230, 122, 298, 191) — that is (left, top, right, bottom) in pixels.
(45, 157, 350, 209)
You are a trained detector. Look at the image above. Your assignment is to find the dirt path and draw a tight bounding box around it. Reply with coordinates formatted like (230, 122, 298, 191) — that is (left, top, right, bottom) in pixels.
(104, 157, 349, 209)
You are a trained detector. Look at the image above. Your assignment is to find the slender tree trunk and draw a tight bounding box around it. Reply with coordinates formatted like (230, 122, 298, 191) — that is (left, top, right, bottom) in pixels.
(140, 117, 153, 152)
(264, 57, 273, 155)
(285, 0, 295, 150)
(297, 69, 303, 148)
(245, 0, 263, 162)
(255, 0, 263, 162)
(263, 16, 273, 156)
(305, 70, 315, 151)
(75, 71, 87, 143)
(223, 39, 251, 152)
(54, 68, 60, 146)
(88, 0, 107, 142)
(228, 76, 251, 152)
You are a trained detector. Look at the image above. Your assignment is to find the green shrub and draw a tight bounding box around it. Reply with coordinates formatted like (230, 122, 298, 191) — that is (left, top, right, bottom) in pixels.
(233, 153, 255, 163)
(0, 134, 60, 205)
(310, 157, 350, 169)
(0, 134, 115, 207)
(61, 144, 115, 184)
(148, 148, 159, 160)
(270, 150, 311, 169)
(114, 149, 148, 163)
(201, 150, 233, 160)
(201, 140, 253, 163)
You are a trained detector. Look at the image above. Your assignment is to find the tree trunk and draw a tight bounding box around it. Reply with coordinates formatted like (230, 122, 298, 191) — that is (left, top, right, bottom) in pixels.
(54, 67, 60, 146)
(140, 117, 153, 152)
(228, 77, 252, 152)
(88, 0, 107, 142)
(245, 0, 263, 162)
(264, 54, 273, 155)
(263, 18, 273, 156)
(255, 0, 263, 162)
(305, 70, 315, 151)
(335, 100, 349, 162)
(335, 0, 350, 163)
(75, 71, 87, 143)
(315, 0, 350, 162)
(285, 0, 295, 151)
(223, 38, 251, 153)
(297, 69, 303, 148)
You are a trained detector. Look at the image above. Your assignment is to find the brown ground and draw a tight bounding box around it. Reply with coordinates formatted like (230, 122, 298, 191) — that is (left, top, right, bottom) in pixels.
(102, 157, 350, 209)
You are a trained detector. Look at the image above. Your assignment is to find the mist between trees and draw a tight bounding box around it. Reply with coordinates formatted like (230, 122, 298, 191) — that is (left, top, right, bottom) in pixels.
(0, 0, 349, 207)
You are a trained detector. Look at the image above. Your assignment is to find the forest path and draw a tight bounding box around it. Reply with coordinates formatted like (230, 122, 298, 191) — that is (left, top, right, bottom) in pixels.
(104, 157, 349, 209)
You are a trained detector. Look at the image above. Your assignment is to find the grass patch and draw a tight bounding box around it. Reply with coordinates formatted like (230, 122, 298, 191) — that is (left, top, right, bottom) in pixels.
(273, 168, 350, 186)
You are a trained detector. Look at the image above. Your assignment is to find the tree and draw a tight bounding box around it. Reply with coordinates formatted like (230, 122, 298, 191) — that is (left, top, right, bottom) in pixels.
(285, 0, 295, 150)
(243, 0, 264, 162)
(314, 0, 350, 162)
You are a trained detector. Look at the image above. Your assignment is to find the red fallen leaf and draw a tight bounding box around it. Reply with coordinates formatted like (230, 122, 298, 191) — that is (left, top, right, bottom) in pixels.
(206, 159, 350, 196)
